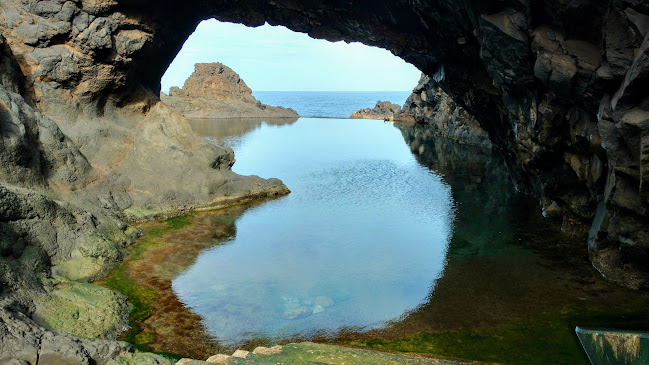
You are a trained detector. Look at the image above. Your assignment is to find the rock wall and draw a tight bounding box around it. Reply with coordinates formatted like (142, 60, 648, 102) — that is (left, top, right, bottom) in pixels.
(162, 63, 298, 119)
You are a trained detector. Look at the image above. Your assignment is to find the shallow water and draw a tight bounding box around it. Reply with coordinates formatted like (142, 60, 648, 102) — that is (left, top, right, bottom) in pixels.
(175, 118, 454, 345)
(111, 118, 649, 363)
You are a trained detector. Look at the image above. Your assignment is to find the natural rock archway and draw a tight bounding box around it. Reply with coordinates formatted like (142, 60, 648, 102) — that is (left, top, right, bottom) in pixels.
(0, 0, 648, 312)
(2, 0, 649, 363)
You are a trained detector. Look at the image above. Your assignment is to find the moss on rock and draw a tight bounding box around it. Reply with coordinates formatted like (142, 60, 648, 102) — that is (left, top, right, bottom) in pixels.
(32, 281, 129, 340)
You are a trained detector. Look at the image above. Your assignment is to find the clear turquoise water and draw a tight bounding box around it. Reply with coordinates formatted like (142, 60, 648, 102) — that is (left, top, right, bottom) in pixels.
(173, 118, 454, 345)
(252, 91, 412, 118)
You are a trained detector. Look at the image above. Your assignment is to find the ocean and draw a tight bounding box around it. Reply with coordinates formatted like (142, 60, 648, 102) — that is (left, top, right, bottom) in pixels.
(252, 91, 412, 118)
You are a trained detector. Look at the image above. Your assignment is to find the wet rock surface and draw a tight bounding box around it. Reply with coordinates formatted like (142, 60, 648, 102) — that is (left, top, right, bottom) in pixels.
(181, 343, 469, 364)
(161, 63, 298, 119)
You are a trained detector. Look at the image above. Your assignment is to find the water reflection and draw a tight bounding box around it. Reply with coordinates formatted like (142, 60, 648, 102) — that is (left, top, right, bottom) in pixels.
(123, 119, 649, 363)
(188, 117, 298, 149)
(340, 125, 649, 364)
(173, 118, 454, 346)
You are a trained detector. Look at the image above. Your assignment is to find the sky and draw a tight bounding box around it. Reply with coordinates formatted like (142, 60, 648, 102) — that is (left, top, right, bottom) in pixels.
(161, 19, 422, 93)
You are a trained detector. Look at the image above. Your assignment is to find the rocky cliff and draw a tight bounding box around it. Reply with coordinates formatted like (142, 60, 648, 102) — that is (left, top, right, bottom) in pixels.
(0, 0, 649, 362)
(161, 63, 298, 119)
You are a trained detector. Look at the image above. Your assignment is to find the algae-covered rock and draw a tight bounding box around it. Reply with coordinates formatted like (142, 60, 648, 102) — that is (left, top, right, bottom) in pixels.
(52, 234, 126, 282)
(105, 352, 172, 365)
(576, 327, 649, 365)
(32, 282, 129, 340)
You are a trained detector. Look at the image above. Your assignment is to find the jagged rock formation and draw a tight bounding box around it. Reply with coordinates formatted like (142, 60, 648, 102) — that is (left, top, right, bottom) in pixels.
(350, 101, 402, 121)
(161, 63, 298, 119)
(397, 75, 493, 149)
(350, 75, 492, 148)
(0, 0, 648, 362)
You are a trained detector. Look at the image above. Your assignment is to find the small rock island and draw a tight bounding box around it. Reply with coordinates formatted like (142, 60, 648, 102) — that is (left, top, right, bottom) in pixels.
(350, 101, 402, 120)
(162, 63, 299, 119)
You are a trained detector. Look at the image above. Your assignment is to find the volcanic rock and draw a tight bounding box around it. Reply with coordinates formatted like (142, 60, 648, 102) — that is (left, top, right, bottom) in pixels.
(350, 101, 402, 120)
(161, 63, 298, 119)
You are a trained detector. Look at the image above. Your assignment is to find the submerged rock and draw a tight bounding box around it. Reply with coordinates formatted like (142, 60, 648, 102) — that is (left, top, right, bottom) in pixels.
(314, 295, 334, 307)
(283, 306, 310, 320)
(576, 327, 649, 365)
(161, 63, 299, 119)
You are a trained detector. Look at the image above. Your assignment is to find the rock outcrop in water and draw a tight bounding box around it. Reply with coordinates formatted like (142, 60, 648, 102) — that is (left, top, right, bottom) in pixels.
(350, 101, 402, 121)
(1, 0, 649, 362)
(350, 75, 492, 149)
(161, 63, 298, 119)
(397, 75, 493, 149)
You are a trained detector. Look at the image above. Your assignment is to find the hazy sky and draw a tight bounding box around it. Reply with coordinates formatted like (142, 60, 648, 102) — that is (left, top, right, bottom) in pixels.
(161, 19, 421, 93)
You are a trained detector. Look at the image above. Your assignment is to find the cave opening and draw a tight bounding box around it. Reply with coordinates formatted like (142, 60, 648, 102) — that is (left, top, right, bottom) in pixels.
(159, 19, 421, 118)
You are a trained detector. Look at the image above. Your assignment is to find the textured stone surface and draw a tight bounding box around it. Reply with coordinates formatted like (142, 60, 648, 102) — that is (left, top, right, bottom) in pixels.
(32, 281, 129, 340)
(350, 100, 402, 121)
(0, 307, 134, 365)
(205, 354, 231, 364)
(162, 63, 298, 119)
(576, 327, 649, 365)
(396, 74, 493, 149)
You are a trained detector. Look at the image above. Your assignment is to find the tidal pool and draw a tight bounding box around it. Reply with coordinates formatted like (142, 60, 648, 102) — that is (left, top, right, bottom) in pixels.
(104, 118, 649, 363)
(174, 118, 454, 345)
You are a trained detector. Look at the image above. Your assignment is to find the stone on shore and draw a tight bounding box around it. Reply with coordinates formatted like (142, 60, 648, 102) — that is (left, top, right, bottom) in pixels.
(205, 354, 231, 364)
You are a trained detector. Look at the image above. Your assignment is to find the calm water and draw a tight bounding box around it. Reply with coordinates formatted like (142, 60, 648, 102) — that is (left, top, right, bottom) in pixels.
(252, 91, 411, 118)
(124, 117, 649, 363)
(174, 118, 453, 345)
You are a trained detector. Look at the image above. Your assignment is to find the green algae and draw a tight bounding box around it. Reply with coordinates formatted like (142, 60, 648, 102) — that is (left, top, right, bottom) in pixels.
(32, 281, 129, 340)
(97, 215, 192, 352)
(230, 342, 461, 364)
(342, 305, 649, 365)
